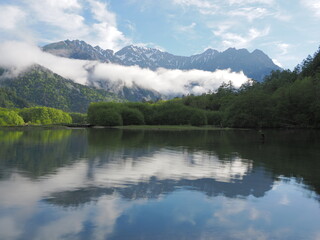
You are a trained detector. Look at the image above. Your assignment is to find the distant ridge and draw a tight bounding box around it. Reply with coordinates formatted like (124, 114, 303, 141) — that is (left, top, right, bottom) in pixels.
(43, 40, 282, 82)
(0, 65, 123, 112)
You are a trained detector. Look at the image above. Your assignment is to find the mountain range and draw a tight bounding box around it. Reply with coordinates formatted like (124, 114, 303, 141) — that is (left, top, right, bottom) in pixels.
(43, 40, 281, 82)
(0, 40, 282, 113)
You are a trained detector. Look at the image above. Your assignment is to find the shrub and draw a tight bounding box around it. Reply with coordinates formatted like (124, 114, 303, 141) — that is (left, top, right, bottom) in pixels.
(121, 107, 145, 125)
(224, 112, 258, 128)
(0, 110, 25, 126)
(206, 111, 222, 126)
(152, 103, 193, 125)
(19, 107, 72, 125)
(69, 113, 87, 124)
(96, 109, 122, 126)
(124, 102, 155, 124)
(88, 102, 119, 125)
(190, 110, 207, 126)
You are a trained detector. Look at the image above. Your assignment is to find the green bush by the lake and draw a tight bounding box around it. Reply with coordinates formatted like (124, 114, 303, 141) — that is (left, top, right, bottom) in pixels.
(19, 107, 72, 125)
(2, 46, 320, 129)
(87, 101, 209, 126)
(88, 102, 145, 126)
(121, 107, 145, 125)
(190, 110, 208, 126)
(206, 111, 222, 126)
(124, 102, 155, 124)
(96, 109, 122, 126)
(0, 108, 25, 126)
(179, 47, 320, 128)
(69, 113, 87, 124)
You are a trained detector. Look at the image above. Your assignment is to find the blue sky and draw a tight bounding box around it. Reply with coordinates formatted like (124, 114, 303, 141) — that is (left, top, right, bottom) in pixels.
(0, 0, 319, 69)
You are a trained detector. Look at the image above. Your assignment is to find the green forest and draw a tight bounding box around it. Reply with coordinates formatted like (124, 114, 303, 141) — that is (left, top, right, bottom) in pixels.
(88, 47, 320, 128)
(0, 65, 123, 113)
(1, 46, 320, 128)
(0, 107, 72, 126)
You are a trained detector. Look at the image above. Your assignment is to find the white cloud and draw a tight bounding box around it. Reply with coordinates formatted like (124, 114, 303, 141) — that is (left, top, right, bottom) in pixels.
(302, 0, 320, 17)
(1, 0, 129, 51)
(0, 41, 89, 84)
(178, 22, 197, 32)
(0, 5, 26, 30)
(249, 27, 270, 39)
(269, 42, 292, 68)
(173, 0, 219, 14)
(272, 59, 283, 68)
(0, 41, 249, 96)
(277, 43, 290, 55)
(126, 20, 136, 33)
(92, 64, 248, 95)
(88, 0, 116, 24)
(227, 0, 274, 5)
(86, 0, 129, 50)
(228, 7, 269, 22)
(26, 0, 87, 35)
(260, 41, 293, 68)
(214, 26, 270, 49)
(173, 0, 216, 8)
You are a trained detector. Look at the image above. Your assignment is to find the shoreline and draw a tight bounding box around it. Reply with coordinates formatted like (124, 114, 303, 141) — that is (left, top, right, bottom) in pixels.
(1, 124, 318, 131)
(0, 124, 231, 131)
(113, 125, 233, 131)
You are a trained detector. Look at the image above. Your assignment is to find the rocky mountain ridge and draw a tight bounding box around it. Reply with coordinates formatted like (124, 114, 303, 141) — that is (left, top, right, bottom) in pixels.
(43, 40, 281, 82)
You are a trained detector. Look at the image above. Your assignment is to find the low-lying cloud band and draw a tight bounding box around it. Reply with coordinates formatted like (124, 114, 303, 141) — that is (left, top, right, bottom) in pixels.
(0, 41, 249, 96)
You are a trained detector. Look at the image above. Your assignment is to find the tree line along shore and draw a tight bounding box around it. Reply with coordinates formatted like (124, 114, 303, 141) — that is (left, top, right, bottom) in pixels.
(1, 46, 319, 129)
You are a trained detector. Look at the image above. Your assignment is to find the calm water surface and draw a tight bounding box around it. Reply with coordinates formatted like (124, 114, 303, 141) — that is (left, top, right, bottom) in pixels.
(0, 128, 319, 240)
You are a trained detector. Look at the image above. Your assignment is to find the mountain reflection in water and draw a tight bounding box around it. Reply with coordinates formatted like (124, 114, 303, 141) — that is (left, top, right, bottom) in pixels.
(0, 128, 319, 240)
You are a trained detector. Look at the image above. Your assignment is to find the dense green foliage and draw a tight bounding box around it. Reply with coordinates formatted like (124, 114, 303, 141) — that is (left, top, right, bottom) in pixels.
(88, 101, 208, 126)
(88, 102, 138, 126)
(121, 107, 145, 125)
(96, 109, 123, 126)
(152, 102, 193, 125)
(87, 46, 320, 128)
(178, 47, 320, 128)
(69, 113, 87, 124)
(0, 65, 123, 113)
(0, 106, 88, 126)
(0, 108, 25, 126)
(2, 47, 320, 128)
(190, 110, 208, 126)
(19, 107, 72, 125)
(206, 111, 222, 126)
(0, 87, 31, 108)
(123, 102, 155, 124)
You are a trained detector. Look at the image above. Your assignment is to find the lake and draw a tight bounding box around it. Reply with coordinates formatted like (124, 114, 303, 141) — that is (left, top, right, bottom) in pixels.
(0, 128, 319, 240)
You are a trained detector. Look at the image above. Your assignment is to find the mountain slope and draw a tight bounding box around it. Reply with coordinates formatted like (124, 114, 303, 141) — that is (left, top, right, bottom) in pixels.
(0, 87, 31, 108)
(43, 40, 281, 82)
(0, 65, 123, 113)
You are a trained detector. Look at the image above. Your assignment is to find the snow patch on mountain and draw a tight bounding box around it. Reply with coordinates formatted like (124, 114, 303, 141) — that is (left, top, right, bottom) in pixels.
(43, 40, 281, 82)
